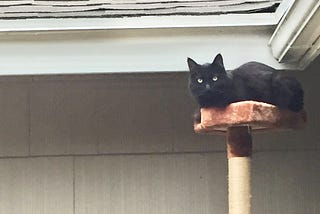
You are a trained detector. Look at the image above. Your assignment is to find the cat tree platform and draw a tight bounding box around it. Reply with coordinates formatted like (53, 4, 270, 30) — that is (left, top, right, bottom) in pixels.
(193, 101, 306, 214)
(194, 101, 306, 134)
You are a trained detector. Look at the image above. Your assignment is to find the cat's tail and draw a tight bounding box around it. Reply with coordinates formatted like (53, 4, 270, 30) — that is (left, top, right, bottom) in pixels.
(272, 74, 304, 112)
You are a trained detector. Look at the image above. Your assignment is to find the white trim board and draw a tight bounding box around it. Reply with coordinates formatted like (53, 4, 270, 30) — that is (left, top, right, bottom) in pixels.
(0, 26, 296, 75)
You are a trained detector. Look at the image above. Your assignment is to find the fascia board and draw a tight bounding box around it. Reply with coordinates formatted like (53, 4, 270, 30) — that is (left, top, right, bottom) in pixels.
(0, 26, 296, 75)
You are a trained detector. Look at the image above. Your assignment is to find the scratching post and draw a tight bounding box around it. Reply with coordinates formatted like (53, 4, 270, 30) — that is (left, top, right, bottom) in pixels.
(227, 126, 252, 214)
(194, 101, 306, 214)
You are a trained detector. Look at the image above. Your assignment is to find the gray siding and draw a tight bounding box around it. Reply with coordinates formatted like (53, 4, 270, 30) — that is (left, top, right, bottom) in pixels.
(0, 57, 319, 213)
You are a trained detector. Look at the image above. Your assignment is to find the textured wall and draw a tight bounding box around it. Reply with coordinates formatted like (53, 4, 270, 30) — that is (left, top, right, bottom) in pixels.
(0, 58, 319, 213)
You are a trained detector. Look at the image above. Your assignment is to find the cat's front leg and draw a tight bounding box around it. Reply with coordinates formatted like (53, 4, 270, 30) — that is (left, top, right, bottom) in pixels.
(193, 108, 201, 124)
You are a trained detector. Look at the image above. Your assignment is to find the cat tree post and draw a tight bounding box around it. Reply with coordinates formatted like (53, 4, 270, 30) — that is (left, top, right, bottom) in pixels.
(227, 126, 252, 214)
(194, 101, 306, 214)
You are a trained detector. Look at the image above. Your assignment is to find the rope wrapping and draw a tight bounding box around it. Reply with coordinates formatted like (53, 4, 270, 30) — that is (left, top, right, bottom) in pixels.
(228, 157, 251, 214)
(227, 126, 252, 214)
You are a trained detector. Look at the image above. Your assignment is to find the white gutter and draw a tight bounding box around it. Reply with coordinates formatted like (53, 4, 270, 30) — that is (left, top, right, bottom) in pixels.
(269, 0, 320, 69)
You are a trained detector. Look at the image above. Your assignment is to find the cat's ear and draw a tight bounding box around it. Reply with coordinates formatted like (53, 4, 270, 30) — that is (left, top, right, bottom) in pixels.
(187, 57, 199, 72)
(212, 54, 224, 67)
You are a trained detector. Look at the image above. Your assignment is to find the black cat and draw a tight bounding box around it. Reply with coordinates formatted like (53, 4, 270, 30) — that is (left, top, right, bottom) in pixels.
(188, 54, 304, 123)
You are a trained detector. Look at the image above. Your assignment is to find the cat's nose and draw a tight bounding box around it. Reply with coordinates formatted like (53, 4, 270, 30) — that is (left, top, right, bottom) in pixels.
(205, 84, 210, 89)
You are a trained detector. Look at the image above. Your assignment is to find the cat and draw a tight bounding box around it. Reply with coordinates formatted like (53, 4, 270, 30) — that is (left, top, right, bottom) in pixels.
(188, 54, 304, 123)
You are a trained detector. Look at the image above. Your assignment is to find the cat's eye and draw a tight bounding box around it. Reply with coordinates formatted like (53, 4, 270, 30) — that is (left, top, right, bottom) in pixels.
(197, 78, 203, 83)
(212, 76, 218, 81)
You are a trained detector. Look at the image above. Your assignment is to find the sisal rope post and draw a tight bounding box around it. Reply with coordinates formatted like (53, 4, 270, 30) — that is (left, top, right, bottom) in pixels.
(194, 101, 306, 214)
(227, 126, 252, 214)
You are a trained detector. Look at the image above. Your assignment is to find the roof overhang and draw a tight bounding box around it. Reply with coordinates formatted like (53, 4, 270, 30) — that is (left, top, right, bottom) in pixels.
(0, 0, 318, 75)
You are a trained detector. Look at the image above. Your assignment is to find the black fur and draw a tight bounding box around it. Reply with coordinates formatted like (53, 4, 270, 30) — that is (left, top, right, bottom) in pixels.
(188, 54, 304, 122)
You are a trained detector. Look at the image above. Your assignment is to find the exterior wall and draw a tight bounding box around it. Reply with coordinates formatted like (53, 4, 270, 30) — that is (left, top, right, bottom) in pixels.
(0, 58, 319, 213)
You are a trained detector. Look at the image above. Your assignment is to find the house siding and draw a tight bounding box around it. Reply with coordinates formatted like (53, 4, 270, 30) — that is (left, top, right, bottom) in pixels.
(0, 57, 319, 213)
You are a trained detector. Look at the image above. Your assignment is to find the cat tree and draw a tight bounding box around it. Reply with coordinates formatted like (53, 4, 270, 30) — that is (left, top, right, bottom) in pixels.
(194, 101, 306, 214)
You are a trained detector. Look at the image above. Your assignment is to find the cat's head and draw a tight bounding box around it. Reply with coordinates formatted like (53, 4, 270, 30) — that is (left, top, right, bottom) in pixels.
(187, 54, 231, 102)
